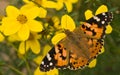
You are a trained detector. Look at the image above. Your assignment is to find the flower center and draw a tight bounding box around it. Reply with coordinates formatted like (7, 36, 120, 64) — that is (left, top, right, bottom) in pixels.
(17, 14, 27, 24)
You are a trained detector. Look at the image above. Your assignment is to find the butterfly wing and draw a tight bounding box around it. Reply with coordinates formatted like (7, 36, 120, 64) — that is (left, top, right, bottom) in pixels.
(40, 12, 113, 72)
(68, 38, 104, 70)
(81, 12, 113, 39)
(40, 44, 69, 72)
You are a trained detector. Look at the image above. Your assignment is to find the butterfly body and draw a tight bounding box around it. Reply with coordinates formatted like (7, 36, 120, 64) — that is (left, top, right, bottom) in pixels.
(40, 12, 113, 72)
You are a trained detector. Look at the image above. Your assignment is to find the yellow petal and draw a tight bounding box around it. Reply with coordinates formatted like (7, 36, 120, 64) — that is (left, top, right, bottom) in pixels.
(27, 20, 43, 32)
(100, 46, 105, 54)
(6, 6, 19, 17)
(30, 32, 41, 39)
(3, 18, 21, 35)
(8, 34, 21, 42)
(88, 59, 97, 68)
(69, 0, 78, 3)
(18, 41, 29, 54)
(85, 10, 93, 20)
(18, 42, 25, 54)
(18, 25, 30, 41)
(61, 14, 76, 31)
(39, 7, 47, 18)
(43, 45, 51, 56)
(95, 5, 108, 15)
(0, 33, 4, 42)
(52, 16, 61, 29)
(52, 16, 60, 25)
(55, 1, 63, 10)
(34, 67, 46, 75)
(46, 69, 58, 75)
(52, 33, 66, 45)
(105, 25, 112, 34)
(64, 2, 72, 13)
(0, 24, 4, 32)
(21, 4, 40, 19)
(34, 56, 44, 65)
(42, 1, 57, 8)
(29, 40, 40, 54)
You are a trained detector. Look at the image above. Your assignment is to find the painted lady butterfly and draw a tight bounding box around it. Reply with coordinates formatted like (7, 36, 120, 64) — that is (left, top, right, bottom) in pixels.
(40, 12, 113, 72)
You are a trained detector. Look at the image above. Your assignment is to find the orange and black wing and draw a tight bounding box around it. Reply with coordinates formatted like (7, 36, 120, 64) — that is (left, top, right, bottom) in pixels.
(40, 44, 69, 72)
(68, 38, 104, 70)
(81, 12, 113, 39)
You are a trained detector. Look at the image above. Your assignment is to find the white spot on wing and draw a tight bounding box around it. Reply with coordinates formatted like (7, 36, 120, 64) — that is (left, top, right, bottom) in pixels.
(105, 18, 107, 21)
(96, 18, 100, 22)
(49, 62, 53, 66)
(63, 67, 67, 69)
(47, 65, 49, 67)
(102, 13, 106, 15)
(105, 16, 107, 18)
(93, 16, 98, 20)
(101, 21, 105, 24)
(47, 53, 52, 61)
(93, 16, 100, 22)
(44, 65, 46, 67)
(41, 61, 44, 65)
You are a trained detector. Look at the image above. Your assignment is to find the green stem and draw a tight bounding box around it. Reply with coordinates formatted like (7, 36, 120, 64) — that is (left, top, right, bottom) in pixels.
(23, 41, 32, 75)
(22, 57, 32, 75)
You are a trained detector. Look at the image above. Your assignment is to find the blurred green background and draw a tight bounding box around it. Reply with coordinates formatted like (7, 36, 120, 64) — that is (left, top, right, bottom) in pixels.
(0, 0, 120, 75)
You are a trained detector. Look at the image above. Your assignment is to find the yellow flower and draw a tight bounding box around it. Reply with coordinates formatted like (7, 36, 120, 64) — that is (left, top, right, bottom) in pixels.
(18, 32, 41, 54)
(56, 0, 78, 12)
(52, 16, 61, 29)
(34, 67, 58, 75)
(23, 0, 47, 18)
(2, 5, 43, 41)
